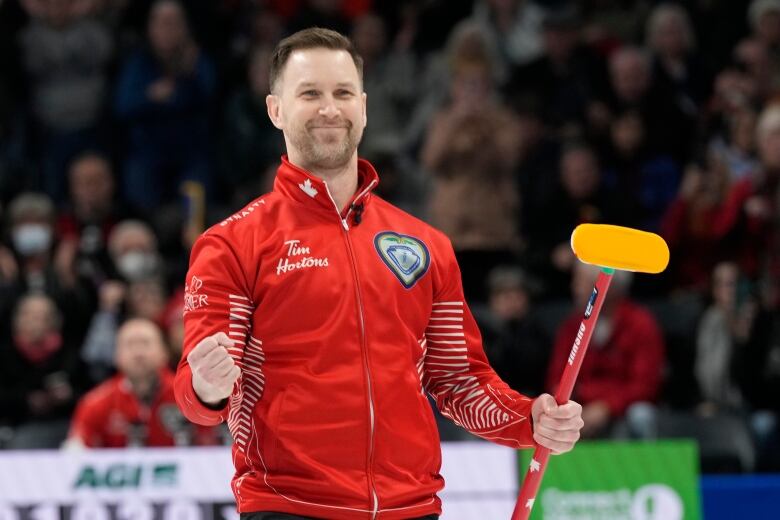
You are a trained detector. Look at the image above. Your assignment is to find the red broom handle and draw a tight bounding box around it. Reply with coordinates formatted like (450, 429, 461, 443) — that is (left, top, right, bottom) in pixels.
(511, 268, 614, 520)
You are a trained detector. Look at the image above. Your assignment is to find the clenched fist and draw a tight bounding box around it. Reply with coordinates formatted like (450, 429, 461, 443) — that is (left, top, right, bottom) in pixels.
(188, 332, 241, 406)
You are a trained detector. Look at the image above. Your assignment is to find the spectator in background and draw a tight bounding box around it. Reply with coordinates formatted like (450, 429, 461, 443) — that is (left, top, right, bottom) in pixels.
(80, 219, 165, 380)
(739, 274, 780, 471)
(748, 0, 780, 85)
(695, 262, 755, 413)
(421, 24, 523, 302)
(524, 142, 630, 299)
(57, 152, 135, 289)
(546, 262, 665, 438)
(351, 12, 416, 160)
(0, 192, 95, 335)
(690, 103, 780, 280)
(219, 45, 285, 208)
(661, 153, 733, 294)
(505, 7, 608, 137)
(645, 3, 710, 112)
(67, 318, 223, 448)
(600, 109, 681, 232)
(708, 107, 760, 182)
(580, 0, 651, 50)
(473, 266, 550, 396)
(468, 0, 546, 72)
(106, 219, 164, 285)
(19, 0, 113, 202)
(0, 293, 86, 448)
(593, 46, 696, 166)
(114, 0, 216, 212)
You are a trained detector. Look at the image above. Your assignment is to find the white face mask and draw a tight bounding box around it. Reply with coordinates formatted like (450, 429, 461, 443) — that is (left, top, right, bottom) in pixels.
(12, 224, 52, 256)
(117, 251, 158, 281)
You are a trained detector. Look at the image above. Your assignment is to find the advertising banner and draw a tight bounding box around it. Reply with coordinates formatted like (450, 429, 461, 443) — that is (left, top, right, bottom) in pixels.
(0, 443, 518, 520)
(518, 440, 702, 520)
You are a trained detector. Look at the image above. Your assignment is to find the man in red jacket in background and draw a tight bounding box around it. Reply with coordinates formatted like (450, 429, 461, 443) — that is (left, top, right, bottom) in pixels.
(174, 28, 584, 520)
(67, 318, 223, 448)
(547, 262, 665, 439)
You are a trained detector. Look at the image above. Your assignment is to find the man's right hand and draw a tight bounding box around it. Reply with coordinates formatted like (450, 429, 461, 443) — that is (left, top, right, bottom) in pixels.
(187, 332, 241, 406)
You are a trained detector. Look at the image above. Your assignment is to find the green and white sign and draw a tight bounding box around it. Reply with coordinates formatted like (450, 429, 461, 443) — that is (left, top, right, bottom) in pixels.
(519, 440, 702, 520)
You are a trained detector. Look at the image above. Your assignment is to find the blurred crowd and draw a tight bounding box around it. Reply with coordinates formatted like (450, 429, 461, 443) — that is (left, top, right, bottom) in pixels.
(0, 0, 779, 473)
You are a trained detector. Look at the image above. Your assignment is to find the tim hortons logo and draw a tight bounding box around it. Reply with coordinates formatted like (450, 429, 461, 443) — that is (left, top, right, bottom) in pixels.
(276, 239, 329, 275)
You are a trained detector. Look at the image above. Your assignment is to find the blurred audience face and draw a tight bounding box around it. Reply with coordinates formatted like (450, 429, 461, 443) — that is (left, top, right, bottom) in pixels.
(451, 62, 492, 107)
(8, 193, 55, 258)
(611, 111, 645, 156)
(756, 8, 780, 46)
(757, 106, 780, 170)
(571, 262, 599, 309)
(148, 0, 190, 57)
(712, 262, 739, 310)
(487, 267, 532, 321)
(41, 0, 75, 28)
(730, 108, 757, 153)
(542, 26, 577, 63)
(13, 293, 60, 343)
(490, 288, 528, 321)
(250, 9, 283, 47)
(267, 48, 366, 171)
(352, 14, 387, 63)
(127, 279, 166, 321)
(108, 221, 161, 282)
(734, 39, 771, 88)
(69, 154, 115, 222)
(610, 48, 650, 104)
(571, 262, 632, 310)
(561, 147, 600, 200)
(647, 5, 693, 58)
(115, 319, 168, 383)
(486, 0, 519, 13)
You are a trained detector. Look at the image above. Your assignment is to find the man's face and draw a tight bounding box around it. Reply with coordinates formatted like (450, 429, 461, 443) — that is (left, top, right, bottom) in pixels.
(148, 1, 188, 55)
(70, 156, 114, 218)
(610, 53, 649, 103)
(13, 296, 56, 343)
(561, 149, 600, 200)
(115, 320, 168, 381)
(267, 48, 366, 171)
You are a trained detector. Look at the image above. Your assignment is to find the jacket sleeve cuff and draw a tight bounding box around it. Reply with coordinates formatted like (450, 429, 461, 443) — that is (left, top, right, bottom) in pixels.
(174, 366, 228, 426)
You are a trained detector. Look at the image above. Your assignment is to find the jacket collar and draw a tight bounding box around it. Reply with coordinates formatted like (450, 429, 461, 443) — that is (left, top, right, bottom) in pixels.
(273, 155, 380, 223)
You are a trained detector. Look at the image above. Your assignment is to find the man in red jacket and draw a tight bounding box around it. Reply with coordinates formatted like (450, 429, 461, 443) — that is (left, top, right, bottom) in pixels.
(547, 262, 665, 438)
(175, 28, 584, 520)
(68, 318, 223, 447)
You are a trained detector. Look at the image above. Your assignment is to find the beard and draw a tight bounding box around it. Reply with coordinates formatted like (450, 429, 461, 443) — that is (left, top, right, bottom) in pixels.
(288, 117, 363, 170)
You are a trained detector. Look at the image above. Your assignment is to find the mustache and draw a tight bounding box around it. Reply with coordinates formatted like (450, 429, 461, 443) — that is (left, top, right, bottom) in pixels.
(306, 119, 352, 129)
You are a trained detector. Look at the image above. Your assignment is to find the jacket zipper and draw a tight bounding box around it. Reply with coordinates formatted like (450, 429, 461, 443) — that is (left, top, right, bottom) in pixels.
(324, 182, 379, 519)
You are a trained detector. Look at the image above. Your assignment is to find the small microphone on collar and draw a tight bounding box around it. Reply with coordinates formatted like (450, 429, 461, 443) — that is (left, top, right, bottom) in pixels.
(351, 202, 365, 225)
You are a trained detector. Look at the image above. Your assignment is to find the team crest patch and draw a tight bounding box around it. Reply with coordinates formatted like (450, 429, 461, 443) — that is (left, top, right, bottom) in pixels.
(374, 232, 430, 289)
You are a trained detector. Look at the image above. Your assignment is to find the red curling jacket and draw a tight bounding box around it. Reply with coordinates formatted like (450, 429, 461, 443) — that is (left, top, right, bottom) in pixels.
(174, 156, 535, 519)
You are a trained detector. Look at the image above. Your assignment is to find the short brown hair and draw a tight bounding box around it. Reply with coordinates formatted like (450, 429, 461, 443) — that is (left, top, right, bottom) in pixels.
(269, 27, 363, 93)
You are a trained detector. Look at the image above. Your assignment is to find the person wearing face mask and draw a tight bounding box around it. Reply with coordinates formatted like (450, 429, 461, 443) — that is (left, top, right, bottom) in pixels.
(107, 220, 163, 283)
(0, 192, 96, 338)
(80, 220, 165, 383)
(546, 262, 666, 439)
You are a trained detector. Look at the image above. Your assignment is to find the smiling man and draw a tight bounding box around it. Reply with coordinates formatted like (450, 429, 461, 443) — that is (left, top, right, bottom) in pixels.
(174, 28, 584, 520)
